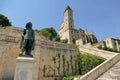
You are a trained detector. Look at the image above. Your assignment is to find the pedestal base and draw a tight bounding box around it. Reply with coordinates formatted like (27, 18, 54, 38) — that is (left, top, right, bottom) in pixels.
(14, 57, 34, 80)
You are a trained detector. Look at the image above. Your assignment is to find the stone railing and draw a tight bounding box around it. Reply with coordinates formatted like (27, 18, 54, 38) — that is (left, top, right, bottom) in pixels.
(0, 34, 42, 45)
(0, 34, 20, 43)
(74, 53, 120, 80)
(39, 40, 78, 51)
(0, 34, 78, 51)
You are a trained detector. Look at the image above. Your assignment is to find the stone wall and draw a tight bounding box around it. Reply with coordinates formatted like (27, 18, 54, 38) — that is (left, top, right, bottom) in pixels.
(102, 38, 120, 52)
(34, 40, 79, 80)
(0, 26, 79, 80)
(0, 43, 19, 80)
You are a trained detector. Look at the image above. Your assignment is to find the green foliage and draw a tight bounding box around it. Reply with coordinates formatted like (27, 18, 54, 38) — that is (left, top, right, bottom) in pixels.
(61, 38, 68, 43)
(113, 46, 118, 52)
(104, 47, 117, 52)
(98, 45, 118, 52)
(36, 27, 57, 40)
(72, 38, 76, 44)
(97, 45, 102, 49)
(62, 52, 106, 80)
(79, 53, 105, 75)
(54, 35, 61, 42)
(0, 14, 12, 27)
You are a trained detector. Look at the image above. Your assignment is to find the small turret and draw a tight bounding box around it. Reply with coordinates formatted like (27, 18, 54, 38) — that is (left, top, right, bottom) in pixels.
(64, 5, 72, 13)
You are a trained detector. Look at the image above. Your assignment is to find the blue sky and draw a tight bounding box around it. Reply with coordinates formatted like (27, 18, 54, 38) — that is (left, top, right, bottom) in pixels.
(0, 0, 120, 41)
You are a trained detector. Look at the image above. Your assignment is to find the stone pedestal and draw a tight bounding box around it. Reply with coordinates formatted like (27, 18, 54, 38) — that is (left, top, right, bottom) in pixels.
(14, 57, 34, 80)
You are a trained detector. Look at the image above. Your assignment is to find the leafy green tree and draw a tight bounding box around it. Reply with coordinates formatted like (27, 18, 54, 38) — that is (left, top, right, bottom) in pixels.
(37, 27, 57, 40)
(54, 35, 61, 42)
(49, 27, 57, 38)
(0, 14, 12, 27)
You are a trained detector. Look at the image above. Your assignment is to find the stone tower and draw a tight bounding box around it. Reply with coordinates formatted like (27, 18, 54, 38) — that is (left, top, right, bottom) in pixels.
(59, 5, 74, 44)
(59, 5, 98, 45)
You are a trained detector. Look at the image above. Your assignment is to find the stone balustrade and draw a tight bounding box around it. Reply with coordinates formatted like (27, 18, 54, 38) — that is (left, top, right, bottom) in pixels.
(0, 34, 78, 51)
(74, 53, 120, 80)
(0, 34, 20, 42)
(40, 40, 78, 50)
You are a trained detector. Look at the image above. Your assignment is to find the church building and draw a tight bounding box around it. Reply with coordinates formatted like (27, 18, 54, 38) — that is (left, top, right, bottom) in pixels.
(59, 6, 98, 45)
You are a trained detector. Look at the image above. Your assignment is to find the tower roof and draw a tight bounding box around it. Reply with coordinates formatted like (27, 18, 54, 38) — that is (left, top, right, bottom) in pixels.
(64, 5, 72, 13)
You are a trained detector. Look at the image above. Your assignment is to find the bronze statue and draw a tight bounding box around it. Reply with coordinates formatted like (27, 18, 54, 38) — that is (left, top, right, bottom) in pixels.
(19, 22, 35, 57)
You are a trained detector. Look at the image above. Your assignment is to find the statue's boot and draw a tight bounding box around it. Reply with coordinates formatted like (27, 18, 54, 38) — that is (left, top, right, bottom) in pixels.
(26, 52, 33, 57)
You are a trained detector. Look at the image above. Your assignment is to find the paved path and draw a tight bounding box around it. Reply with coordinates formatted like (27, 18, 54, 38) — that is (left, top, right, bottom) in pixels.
(96, 61, 120, 80)
(79, 45, 115, 59)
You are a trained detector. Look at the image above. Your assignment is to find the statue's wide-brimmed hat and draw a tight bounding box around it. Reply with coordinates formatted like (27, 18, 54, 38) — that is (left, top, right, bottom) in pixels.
(26, 22, 32, 28)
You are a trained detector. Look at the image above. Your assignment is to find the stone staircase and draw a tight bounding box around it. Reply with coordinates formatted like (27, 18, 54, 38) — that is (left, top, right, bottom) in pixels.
(78, 45, 116, 59)
(96, 61, 120, 80)
(79, 45, 120, 80)
(74, 45, 120, 80)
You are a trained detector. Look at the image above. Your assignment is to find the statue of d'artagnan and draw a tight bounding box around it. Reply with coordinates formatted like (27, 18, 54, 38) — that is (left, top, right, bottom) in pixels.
(19, 22, 35, 57)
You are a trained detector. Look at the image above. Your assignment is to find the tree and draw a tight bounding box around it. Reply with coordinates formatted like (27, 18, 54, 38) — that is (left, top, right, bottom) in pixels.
(0, 14, 12, 27)
(37, 27, 57, 40)
(49, 27, 57, 38)
(54, 35, 60, 42)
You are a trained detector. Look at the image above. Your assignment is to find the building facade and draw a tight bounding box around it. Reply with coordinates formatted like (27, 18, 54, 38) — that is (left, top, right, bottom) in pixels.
(102, 38, 120, 52)
(59, 6, 98, 45)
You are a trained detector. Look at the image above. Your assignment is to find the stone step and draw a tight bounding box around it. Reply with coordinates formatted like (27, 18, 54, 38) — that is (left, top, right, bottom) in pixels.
(96, 61, 120, 80)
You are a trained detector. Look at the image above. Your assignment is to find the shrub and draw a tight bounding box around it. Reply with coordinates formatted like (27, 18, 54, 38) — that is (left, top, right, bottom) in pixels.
(36, 27, 57, 40)
(98, 45, 118, 52)
(97, 45, 102, 49)
(62, 52, 106, 80)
